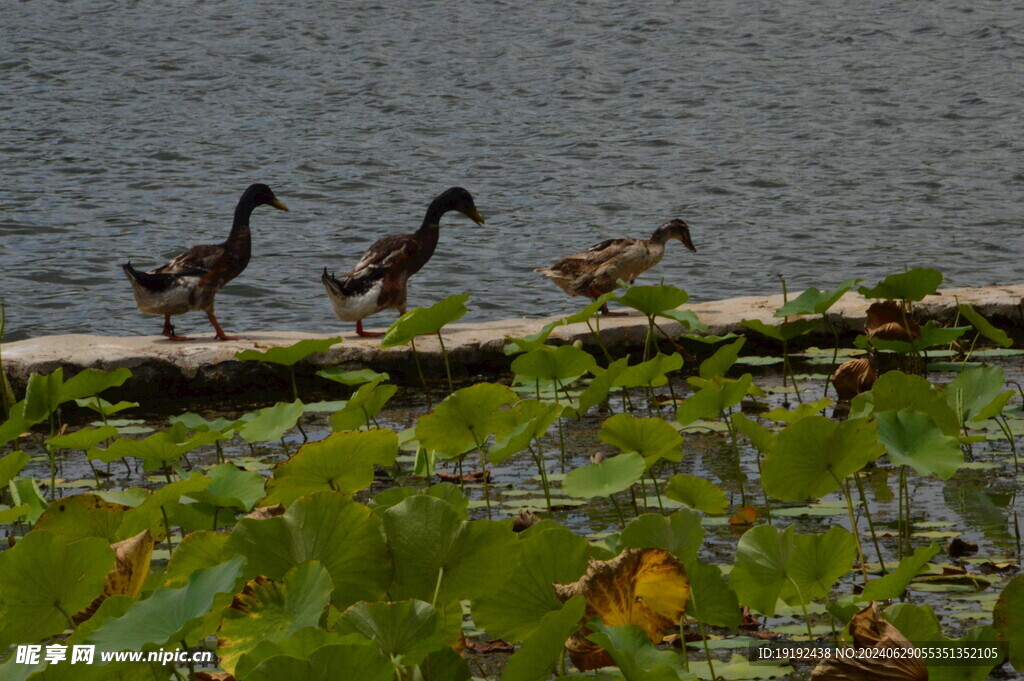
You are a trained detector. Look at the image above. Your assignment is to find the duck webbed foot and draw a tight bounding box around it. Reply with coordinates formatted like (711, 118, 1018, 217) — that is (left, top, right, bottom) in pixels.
(355, 320, 385, 338)
(206, 311, 242, 341)
(162, 315, 191, 341)
(599, 303, 628, 317)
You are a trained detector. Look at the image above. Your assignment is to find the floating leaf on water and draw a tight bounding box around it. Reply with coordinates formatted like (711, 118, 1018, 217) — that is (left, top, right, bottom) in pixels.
(381, 293, 469, 348)
(859, 268, 943, 302)
(316, 366, 389, 386)
(763, 397, 835, 424)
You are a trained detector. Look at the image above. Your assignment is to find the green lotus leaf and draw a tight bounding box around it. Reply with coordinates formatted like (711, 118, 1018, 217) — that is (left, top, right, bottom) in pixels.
(229, 492, 390, 608)
(762, 398, 834, 424)
(418, 647, 473, 681)
(235, 337, 343, 366)
(74, 397, 138, 417)
(368, 483, 469, 520)
(489, 401, 561, 465)
(383, 495, 518, 603)
(264, 429, 398, 506)
(0, 504, 30, 524)
(501, 595, 586, 681)
(957, 303, 1012, 348)
(619, 510, 703, 567)
(562, 452, 645, 499)
(586, 620, 693, 680)
(728, 524, 792, 616)
(415, 383, 518, 458)
(782, 526, 857, 605)
(574, 357, 629, 415)
(187, 463, 266, 511)
(0, 451, 30, 487)
(564, 292, 618, 324)
(46, 426, 119, 451)
(33, 493, 128, 542)
(217, 561, 333, 674)
(329, 377, 398, 431)
(664, 474, 728, 515)
(613, 353, 684, 389)
(858, 543, 940, 602)
(616, 284, 689, 316)
(316, 367, 389, 386)
(169, 412, 248, 435)
(740, 318, 821, 342)
(8, 476, 48, 523)
(858, 267, 942, 301)
(774, 278, 861, 317)
(676, 375, 754, 426)
(945, 364, 1014, 424)
(116, 473, 212, 540)
(0, 531, 114, 645)
(503, 319, 567, 356)
(993, 574, 1024, 673)
(161, 530, 233, 588)
(239, 400, 305, 443)
(0, 402, 35, 447)
(686, 559, 741, 629)
(600, 413, 683, 467)
(89, 422, 226, 469)
(338, 599, 444, 667)
(59, 368, 133, 402)
(381, 294, 469, 348)
(850, 370, 960, 435)
(23, 369, 66, 422)
(875, 409, 964, 480)
(512, 344, 597, 383)
(244, 643, 394, 681)
(699, 337, 745, 380)
(731, 413, 778, 454)
(658, 308, 709, 332)
(233, 628, 354, 680)
(762, 416, 883, 502)
(926, 625, 1005, 681)
(474, 525, 590, 642)
(883, 602, 941, 642)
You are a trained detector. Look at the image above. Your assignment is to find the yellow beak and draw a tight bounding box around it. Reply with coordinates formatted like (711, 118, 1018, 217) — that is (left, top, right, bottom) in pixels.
(270, 198, 289, 211)
(465, 207, 485, 225)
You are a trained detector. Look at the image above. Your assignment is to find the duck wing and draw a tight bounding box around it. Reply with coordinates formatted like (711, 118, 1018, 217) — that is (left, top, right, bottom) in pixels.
(152, 244, 225, 276)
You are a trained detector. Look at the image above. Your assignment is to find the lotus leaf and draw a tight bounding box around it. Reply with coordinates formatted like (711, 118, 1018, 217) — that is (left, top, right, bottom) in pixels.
(562, 452, 645, 498)
(46, 426, 119, 451)
(945, 365, 1014, 424)
(0, 531, 114, 645)
(859, 268, 942, 301)
(235, 337, 342, 366)
(774, 278, 861, 317)
(685, 559, 742, 629)
(369, 482, 469, 520)
(187, 463, 266, 511)
(875, 410, 963, 480)
(0, 402, 34, 446)
(762, 416, 883, 501)
(161, 530, 234, 589)
(74, 397, 138, 417)
(564, 292, 618, 324)
(500, 595, 586, 681)
(338, 599, 444, 667)
(512, 344, 597, 382)
(555, 548, 690, 671)
(731, 413, 778, 454)
(811, 603, 927, 681)
(585, 621, 693, 680)
(381, 293, 469, 348)
(762, 397, 834, 424)
(676, 374, 754, 426)
(612, 353, 683, 390)
(599, 413, 683, 466)
(957, 303, 1013, 348)
(217, 561, 334, 673)
(740, 318, 821, 342)
(699, 337, 745, 379)
(883, 602, 941, 643)
(263, 429, 397, 505)
(619, 510, 704, 566)
(415, 383, 518, 457)
(851, 370, 960, 436)
(503, 318, 569, 356)
(0, 451, 29, 487)
(89, 422, 225, 469)
(383, 495, 518, 603)
(858, 543, 941, 602)
(233, 627, 351, 680)
(329, 377, 397, 431)
(33, 493, 129, 542)
(993, 575, 1024, 672)
(616, 284, 689, 316)
(316, 367, 389, 385)
(856, 321, 969, 353)
(74, 530, 155, 625)
(229, 492, 391, 608)
(245, 643, 393, 681)
(239, 400, 305, 443)
(574, 357, 628, 415)
(664, 474, 728, 514)
(474, 524, 590, 642)
(8, 476, 48, 523)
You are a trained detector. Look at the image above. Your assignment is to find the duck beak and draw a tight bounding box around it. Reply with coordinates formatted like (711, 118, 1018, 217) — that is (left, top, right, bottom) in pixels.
(465, 207, 485, 225)
(679, 228, 696, 253)
(270, 198, 289, 211)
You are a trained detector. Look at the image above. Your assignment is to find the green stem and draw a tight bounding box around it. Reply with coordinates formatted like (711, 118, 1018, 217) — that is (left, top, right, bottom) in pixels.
(609, 494, 627, 526)
(410, 337, 428, 391)
(161, 506, 174, 555)
(431, 566, 445, 608)
(786, 577, 815, 642)
(994, 415, 1019, 473)
(529, 443, 552, 511)
(289, 367, 298, 402)
(437, 332, 454, 394)
(822, 314, 841, 402)
(853, 471, 887, 575)
(471, 432, 492, 520)
(830, 470, 867, 583)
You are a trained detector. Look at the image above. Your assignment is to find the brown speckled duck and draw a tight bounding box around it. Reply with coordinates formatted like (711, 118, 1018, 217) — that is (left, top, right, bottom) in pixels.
(321, 187, 485, 337)
(536, 218, 696, 315)
(122, 183, 288, 340)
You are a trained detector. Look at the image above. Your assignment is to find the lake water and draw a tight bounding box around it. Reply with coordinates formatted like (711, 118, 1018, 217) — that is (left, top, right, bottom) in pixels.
(2, 0, 1022, 342)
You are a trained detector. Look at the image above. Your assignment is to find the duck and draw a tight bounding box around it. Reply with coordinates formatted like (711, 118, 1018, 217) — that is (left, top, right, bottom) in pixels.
(322, 187, 485, 337)
(535, 219, 696, 315)
(122, 183, 288, 341)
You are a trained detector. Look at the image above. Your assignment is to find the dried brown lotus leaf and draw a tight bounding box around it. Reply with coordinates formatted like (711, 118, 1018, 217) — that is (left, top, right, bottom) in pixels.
(554, 548, 690, 671)
(73, 529, 155, 624)
(865, 301, 920, 341)
(811, 603, 928, 681)
(831, 358, 877, 402)
(245, 504, 286, 520)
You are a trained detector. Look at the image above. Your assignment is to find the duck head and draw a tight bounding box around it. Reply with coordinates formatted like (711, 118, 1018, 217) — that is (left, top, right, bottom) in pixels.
(241, 183, 289, 212)
(652, 218, 695, 252)
(432, 187, 485, 225)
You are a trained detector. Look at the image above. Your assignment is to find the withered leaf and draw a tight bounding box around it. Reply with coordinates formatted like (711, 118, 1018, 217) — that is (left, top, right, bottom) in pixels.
(73, 529, 155, 624)
(865, 301, 920, 341)
(811, 603, 927, 681)
(831, 358, 877, 402)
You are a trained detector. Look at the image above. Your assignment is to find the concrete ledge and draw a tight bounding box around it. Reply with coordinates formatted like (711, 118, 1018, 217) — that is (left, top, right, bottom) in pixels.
(3, 285, 1022, 404)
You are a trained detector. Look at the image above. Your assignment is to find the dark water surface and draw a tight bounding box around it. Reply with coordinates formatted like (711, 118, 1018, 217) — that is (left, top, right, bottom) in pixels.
(2, 1, 1022, 341)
